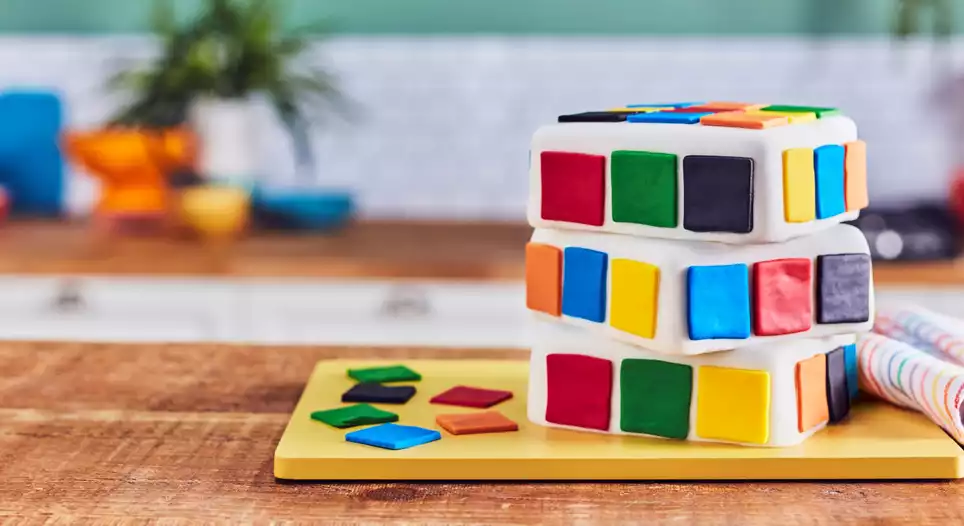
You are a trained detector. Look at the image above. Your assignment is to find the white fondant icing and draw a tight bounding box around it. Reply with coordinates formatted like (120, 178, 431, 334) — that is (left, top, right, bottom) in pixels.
(530, 223, 873, 355)
(528, 116, 860, 244)
(527, 321, 856, 447)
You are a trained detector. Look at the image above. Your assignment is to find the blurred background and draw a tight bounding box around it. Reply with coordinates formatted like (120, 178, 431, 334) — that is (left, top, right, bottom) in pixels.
(0, 0, 960, 348)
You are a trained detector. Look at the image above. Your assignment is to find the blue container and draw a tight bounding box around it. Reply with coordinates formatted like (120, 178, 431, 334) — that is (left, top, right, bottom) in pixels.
(252, 186, 354, 231)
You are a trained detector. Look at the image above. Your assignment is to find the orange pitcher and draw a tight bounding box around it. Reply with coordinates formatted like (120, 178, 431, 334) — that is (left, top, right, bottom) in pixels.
(63, 128, 196, 218)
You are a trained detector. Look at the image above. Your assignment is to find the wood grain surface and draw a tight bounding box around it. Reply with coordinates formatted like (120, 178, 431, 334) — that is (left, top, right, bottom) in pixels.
(1, 342, 963, 524)
(0, 220, 530, 280)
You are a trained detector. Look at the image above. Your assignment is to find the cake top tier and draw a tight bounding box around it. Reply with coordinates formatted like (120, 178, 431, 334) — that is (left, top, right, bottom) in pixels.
(558, 102, 841, 129)
(529, 102, 866, 244)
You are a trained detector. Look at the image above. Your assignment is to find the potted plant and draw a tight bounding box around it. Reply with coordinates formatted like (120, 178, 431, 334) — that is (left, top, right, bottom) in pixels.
(110, 0, 342, 186)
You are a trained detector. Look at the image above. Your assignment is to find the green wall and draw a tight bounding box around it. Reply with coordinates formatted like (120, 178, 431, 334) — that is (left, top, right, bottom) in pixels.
(0, 0, 955, 35)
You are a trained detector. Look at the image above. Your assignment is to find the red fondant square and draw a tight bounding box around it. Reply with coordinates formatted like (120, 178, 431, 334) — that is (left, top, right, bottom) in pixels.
(545, 353, 613, 430)
(430, 385, 513, 408)
(753, 258, 813, 336)
(540, 151, 606, 226)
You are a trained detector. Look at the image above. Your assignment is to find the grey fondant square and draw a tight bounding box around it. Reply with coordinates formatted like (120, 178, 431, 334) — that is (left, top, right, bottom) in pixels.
(817, 254, 871, 324)
(826, 346, 851, 423)
(682, 155, 754, 233)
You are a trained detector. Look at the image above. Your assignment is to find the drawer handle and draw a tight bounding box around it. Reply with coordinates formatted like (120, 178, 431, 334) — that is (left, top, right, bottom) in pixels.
(378, 286, 432, 318)
(51, 279, 87, 313)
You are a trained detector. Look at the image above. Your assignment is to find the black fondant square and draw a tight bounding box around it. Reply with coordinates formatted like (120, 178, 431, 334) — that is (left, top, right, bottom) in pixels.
(558, 111, 628, 123)
(342, 383, 416, 404)
(817, 254, 871, 324)
(682, 155, 754, 233)
(826, 347, 850, 423)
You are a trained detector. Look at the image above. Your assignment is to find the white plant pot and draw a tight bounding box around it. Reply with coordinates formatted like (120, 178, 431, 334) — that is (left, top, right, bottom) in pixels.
(190, 97, 261, 185)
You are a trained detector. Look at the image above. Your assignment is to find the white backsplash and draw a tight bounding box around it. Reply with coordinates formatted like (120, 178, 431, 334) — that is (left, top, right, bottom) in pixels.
(0, 36, 961, 220)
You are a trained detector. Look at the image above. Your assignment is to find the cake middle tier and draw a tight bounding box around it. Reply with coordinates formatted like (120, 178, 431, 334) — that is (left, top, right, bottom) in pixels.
(526, 223, 873, 355)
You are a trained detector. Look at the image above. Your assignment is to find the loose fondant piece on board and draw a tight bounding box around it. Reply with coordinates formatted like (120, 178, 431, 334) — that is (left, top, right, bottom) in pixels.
(817, 254, 871, 324)
(609, 259, 660, 339)
(687, 264, 751, 340)
(560, 247, 608, 322)
(545, 353, 613, 431)
(610, 150, 677, 228)
(682, 155, 754, 234)
(310, 404, 399, 429)
(528, 114, 861, 243)
(814, 145, 846, 219)
(558, 111, 629, 123)
(620, 359, 692, 439)
(795, 354, 829, 432)
(525, 242, 562, 316)
(826, 347, 851, 423)
(342, 383, 416, 405)
(345, 423, 441, 450)
(753, 258, 812, 336)
(695, 365, 771, 445)
(528, 323, 856, 447)
(528, 225, 873, 356)
(843, 343, 859, 399)
(430, 386, 513, 408)
(539, 151, 606, 226)
(436, 411, 519, 435)
(348, 365, 421, 383)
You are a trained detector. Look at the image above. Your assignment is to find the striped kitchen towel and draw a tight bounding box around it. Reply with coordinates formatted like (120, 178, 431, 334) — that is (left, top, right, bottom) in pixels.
(858, 332, 964, 443)
(873, 304, 964, 366)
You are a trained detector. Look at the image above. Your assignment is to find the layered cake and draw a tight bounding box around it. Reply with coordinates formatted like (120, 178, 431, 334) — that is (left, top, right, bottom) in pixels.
(524, 102, 873, 447)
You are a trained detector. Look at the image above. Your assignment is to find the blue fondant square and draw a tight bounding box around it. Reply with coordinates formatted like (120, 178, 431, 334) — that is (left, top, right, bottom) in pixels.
(814, 144, 845, 219)
(687, 264, 751, 340)
(843, 343, 858, 399)
(561, 247, 608, 322)
(345, 423, 441, 450)
(628, 112, 710, 124)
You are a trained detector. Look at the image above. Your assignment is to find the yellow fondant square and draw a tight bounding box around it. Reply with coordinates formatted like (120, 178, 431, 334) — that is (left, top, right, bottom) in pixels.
(609, 259, 660, 338)
(783, 148, 816, 223)
(696, 366, 770, 444)
(607, 107, 662, 113)
(750, 110, 817, 124)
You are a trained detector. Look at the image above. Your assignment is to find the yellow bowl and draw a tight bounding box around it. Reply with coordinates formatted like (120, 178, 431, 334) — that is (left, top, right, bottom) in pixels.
(179, 186, 251, 239)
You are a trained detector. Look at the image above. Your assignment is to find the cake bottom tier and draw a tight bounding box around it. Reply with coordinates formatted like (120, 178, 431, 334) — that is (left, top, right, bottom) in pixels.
(528, 323, 859, 447)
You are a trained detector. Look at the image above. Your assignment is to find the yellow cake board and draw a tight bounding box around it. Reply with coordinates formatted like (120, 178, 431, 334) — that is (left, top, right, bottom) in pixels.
(274, 360, 964, 481)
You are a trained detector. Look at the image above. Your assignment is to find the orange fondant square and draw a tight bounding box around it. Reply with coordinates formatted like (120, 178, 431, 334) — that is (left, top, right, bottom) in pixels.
(795, 353, 829, 432)
(436, 411, 519, 435)
(845, 140, 869, 211)
(700, 112, 789, 130)
(526, 242, 562, 316)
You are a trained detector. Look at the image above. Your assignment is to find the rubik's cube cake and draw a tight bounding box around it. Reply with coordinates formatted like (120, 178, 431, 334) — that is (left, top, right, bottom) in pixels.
(524, 101, 873, 447)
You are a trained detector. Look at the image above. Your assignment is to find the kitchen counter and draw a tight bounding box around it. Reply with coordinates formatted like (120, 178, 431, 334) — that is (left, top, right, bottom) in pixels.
(0, 220, 531, 279)
(0, 219, 956, 284)
(2, 342, 962, 524)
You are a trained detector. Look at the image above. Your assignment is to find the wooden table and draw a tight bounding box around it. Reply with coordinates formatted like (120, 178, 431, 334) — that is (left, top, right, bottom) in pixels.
(2, 343, 963, 524)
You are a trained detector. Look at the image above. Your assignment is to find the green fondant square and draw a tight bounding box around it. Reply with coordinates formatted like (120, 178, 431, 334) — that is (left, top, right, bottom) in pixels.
(610, 150, 678, 228)
(311, 403, 399, 429)
(348, 365, 421, 383)
(620, 359, 692, 439)
(761, 104, 840, 118)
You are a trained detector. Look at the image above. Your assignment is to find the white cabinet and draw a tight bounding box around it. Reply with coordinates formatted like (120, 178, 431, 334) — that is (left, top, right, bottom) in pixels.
(243, 280, 530, 348)
(0, 277, 236, 343)
(0, 276, 960, 348)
